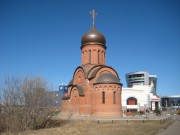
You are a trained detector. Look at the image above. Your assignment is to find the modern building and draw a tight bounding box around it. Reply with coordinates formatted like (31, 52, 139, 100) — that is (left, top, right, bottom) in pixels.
(126, 71, 157, 94)
(122, 85, 151, 114)
(61, 10, 122, 117)
(50, 84, 68, 107)
(161, 95, 180, 110)
(59, 84, 68, 95)
(122, 71, 160, 114)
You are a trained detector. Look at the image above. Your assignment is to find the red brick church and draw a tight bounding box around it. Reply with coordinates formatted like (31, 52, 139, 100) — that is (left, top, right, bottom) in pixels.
(61, 10, 122, 117)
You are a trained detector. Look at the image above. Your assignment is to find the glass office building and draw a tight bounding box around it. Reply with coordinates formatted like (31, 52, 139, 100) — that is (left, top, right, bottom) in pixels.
(161, 95, 180, 110)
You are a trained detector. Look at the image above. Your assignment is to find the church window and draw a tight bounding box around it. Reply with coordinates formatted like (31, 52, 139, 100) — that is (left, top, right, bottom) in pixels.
(88, 50, 91, 63)
(98, 50, 100, 64)
(113, 91, 116, 104)
(127, 97, 137, 105)
(102, 91, 105, 104)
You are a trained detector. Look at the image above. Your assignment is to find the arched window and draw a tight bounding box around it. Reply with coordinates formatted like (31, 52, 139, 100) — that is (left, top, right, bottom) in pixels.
(88, 50, 91, 63)
(104, 52, 106, 60)
(113, 91, 116, 104)
(102, 91, 105, 104)
(127, 97, 137, 105)
(98, 50, 100, 64)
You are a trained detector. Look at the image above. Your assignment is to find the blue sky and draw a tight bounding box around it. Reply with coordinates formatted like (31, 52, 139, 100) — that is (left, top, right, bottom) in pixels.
(0, 0, 179, 96)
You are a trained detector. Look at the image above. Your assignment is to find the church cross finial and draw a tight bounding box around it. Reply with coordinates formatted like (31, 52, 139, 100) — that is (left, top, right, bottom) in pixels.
(90, 9, 97, 26)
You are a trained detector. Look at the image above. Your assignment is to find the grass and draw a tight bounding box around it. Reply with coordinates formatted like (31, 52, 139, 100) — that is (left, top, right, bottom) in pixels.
(3, 118, 173, 135)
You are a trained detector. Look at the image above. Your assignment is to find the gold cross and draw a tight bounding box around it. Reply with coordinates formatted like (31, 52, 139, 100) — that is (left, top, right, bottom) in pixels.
(90, 9, 97, 26)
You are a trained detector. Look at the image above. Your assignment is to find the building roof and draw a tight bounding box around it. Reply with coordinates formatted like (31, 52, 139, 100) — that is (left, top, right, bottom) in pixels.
(68, 64, 121, 87)
(72, 85, 85, 96)
(94, 72, 120, 84)
(161, 95, 180, 98)
(81, 25, 106, 49)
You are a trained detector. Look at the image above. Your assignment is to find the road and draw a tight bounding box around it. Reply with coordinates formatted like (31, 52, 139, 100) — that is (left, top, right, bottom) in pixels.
(156, 115, 180, 135)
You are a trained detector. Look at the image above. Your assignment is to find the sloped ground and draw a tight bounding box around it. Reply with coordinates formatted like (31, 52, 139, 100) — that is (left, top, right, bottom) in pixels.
(1, 114, 177, 135)
(3, 119, 173, 135)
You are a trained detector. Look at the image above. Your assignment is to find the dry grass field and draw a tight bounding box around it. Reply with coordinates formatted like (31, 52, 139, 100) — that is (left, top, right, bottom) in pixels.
(2, 119, 173, 135)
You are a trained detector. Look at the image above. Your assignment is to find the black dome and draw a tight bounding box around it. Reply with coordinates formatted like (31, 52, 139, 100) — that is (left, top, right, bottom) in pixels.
(95, 73, 120, 84)
(81, 26, 106, 49)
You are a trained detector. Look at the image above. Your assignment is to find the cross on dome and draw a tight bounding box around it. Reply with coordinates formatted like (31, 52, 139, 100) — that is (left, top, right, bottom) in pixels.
(90, 9, 97, 26)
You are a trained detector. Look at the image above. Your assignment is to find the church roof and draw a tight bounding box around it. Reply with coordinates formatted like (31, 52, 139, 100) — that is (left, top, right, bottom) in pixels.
(73, 85, 85, 96)
(62, 85, 85, 100)
(81, 26, 106, 49)
(68, 64, 121, 87)
(68, 79, 73, 86)
(94, 72, 120, 84)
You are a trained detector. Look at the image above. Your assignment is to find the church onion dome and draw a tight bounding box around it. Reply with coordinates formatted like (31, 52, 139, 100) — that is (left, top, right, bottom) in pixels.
(81, 25, 106, 49)
(94, 73, 120, 84)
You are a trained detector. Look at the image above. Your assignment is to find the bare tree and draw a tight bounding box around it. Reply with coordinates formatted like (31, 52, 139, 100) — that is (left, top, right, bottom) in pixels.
(0, 76, 54, 134)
